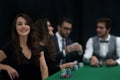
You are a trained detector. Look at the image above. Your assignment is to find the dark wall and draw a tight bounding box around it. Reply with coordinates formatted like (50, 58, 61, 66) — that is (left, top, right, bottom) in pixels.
(0, 0, 120, 49)
(81, 0, 120, 46)
(0, 0, 17, 48)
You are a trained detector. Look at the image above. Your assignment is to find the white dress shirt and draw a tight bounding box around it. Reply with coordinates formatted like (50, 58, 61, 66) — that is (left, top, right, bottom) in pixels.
(55, 32, 66, 56)
(83, 34, 120, 65)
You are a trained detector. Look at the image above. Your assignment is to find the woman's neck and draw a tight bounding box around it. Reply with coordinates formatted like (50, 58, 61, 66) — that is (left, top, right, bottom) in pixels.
(19, 36, 28, 47)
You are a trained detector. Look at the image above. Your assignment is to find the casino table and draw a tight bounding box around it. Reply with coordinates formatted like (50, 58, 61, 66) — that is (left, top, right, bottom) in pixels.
(46, 65, 120, 80)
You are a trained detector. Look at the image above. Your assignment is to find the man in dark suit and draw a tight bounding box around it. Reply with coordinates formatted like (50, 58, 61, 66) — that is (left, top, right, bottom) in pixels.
(53, 18, 83, 65)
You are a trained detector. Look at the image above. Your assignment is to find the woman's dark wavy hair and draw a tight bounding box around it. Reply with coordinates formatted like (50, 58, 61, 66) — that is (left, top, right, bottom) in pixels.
(34, 18, 55, 61)
(12, 13, 41, 65)
(34, 19, 49, 44)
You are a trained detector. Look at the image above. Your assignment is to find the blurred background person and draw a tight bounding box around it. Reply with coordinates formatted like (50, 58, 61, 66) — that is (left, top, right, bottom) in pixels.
(54, 18, 83, 65)
(34, 18, 78, 76)
(83, 18, 120, 67)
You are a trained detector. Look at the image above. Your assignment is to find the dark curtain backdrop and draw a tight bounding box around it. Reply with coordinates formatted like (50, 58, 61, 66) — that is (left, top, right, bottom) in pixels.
(0, 0, 120, 49)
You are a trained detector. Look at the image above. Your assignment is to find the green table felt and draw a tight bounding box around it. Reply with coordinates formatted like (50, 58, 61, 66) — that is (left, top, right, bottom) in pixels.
(46, 65, 120, 80)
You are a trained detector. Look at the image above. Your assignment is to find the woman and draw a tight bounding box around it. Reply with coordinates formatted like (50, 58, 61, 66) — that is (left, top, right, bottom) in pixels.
(34, 19, 77, 76)
(0, 13, 48, 80)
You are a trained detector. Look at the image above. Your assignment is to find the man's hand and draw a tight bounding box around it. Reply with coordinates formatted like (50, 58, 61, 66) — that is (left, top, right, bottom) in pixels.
(72, 43, 83, 52)
(104, 59, 118, 66)
(90, 56, 99, 66)
(65, 43, 83, 53)
(65, 45, 73, 53)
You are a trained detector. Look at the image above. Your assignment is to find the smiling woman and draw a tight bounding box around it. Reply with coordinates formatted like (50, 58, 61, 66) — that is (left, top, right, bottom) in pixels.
(0, 13, 48, 80)
(16, 17, 30, 37)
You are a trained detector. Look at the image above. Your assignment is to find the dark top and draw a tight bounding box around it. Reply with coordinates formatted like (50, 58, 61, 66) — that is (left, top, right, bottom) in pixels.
(1, 40, 42, 80)
(44, 47, 60, 76)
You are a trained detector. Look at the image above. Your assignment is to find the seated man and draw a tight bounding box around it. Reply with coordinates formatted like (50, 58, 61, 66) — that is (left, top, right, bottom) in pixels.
(83, 18, 120, 67)
(54, 18, 83, 65)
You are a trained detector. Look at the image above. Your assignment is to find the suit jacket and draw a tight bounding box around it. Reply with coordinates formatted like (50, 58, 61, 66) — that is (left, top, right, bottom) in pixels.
(53, 34, 73, 65)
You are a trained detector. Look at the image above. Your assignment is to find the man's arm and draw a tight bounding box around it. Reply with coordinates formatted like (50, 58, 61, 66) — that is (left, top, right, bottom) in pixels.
(115, 37, 120, 65)
(83, 38, 94, 63)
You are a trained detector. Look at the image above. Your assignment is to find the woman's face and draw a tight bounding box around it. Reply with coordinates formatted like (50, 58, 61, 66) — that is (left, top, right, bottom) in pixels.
(47, 21, 54, 35)
(16, 17, 30, 37)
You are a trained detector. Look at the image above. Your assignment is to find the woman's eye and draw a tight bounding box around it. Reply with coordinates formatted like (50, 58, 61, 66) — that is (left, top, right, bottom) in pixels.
(17, 23, 22, 25)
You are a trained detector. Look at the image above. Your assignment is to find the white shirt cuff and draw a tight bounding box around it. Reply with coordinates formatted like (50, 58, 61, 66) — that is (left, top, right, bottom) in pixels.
(62, 50, 66, 57)
(116, 59, 120, 65)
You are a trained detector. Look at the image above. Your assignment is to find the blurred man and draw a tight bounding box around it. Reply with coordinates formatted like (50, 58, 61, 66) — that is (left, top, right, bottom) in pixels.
(54, 18, 83, 65)
(83, 18, 120, 67)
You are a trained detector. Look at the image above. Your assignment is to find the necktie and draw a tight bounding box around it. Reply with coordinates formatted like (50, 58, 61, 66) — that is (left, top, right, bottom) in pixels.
(62, 38, 66, 50)
(60, 38, 66, 64)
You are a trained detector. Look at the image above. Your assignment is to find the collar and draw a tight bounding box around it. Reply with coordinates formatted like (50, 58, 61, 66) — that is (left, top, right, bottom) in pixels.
(56, 32, 64, 41)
